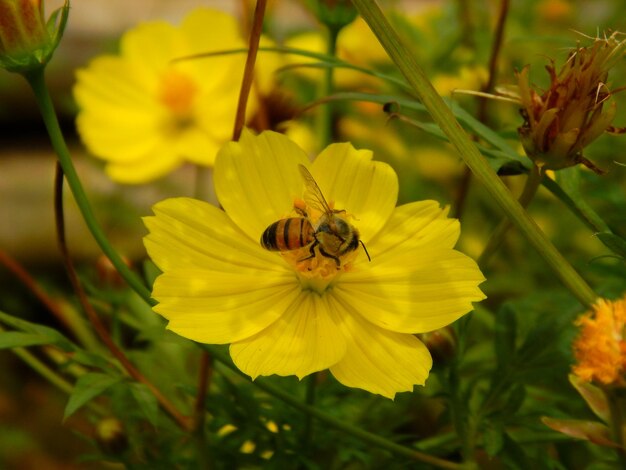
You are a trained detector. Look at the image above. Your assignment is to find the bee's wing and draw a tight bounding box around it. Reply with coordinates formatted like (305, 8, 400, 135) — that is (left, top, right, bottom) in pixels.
(298, 164, 332, 215)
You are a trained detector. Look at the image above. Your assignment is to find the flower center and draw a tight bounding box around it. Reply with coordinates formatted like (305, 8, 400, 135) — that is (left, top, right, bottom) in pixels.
(158, 68, 198, 122)
(280, 199, 361, 294)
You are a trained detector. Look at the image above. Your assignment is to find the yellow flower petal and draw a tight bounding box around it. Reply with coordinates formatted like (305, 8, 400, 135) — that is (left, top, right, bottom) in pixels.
(327, 295, 432, 399)
(153, 268, 299, 344)
(360, 201, 460, 262)
(230, 292, 346, 379)
(337, 247, 485, 334)
(310, 143, 398, 242)
(179, 8, 244, 56)
(74, 57, 164, 162)
(214, 130, 310, 242)
(120, 21, 182, 76)
(105, 151, 181, 184)
(171, 127, 222, 166)
(144, 197, 285, 272)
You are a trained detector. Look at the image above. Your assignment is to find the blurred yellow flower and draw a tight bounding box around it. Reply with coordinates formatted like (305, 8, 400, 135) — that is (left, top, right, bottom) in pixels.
(73, 8, 275, 184)
(573, 296, 626, 386)
(144, 130, 485, 398)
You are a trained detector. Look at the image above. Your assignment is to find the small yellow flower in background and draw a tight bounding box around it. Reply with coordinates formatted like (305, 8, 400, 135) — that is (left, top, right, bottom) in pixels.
(517, 32, 626, 173)
(73, 8, 277, 184)
(144, 130, 485, 398)
(573, 296, 626, 386)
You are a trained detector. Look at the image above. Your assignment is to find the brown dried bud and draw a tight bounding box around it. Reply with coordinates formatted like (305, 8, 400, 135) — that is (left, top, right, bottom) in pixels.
(517, 32, 626, 173)
(418, 326, 457, 365)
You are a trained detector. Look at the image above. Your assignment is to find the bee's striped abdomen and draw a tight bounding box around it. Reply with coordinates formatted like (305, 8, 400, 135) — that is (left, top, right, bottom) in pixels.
(261, 218, 314, 252)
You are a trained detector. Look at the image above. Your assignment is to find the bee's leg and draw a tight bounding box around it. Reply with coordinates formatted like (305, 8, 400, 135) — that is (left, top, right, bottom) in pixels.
(318, 246, 341, 268)
(298, 240, 318, 262)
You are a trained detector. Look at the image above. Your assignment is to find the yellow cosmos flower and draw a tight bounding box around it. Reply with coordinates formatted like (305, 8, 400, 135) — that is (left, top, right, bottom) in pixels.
(573, 296, 626, 386)
(143, 130, 485, 398)
(73, 8, 276, 184)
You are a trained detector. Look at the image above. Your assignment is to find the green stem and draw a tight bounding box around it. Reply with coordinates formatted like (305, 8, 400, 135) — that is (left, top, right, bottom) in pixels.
(205, 345, 461, 469)
(320, 25, 339, 147)
(607, 388, 626, 464)
(352, 0, 597, 308)
(301, 373, 318, 453)
(478, 164, 543, 267)
(23, 69, 153, 305)
(0, 322, 105, 416)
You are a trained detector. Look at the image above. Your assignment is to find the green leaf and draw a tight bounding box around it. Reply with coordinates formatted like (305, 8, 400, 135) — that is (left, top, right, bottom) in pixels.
(0, 331, 62, 349)
(128, 383, 159, 427)
(0, 310, 75, 352)
(64, 373, 123, 421)
(541, 417, 619, 447)
(495, 306, 517, 369)
(595, 232, 626, 257)
(483, 421, 505, 457)
(569, 374, 610, 424)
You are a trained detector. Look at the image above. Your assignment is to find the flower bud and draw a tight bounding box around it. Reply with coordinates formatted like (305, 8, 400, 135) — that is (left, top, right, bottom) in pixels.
(418, 326, 457, 365)
(0, 0, 69, 73)
(95, 417, 128, 455)
(517, 33, 626, 173)
(304, 0, 358, 34)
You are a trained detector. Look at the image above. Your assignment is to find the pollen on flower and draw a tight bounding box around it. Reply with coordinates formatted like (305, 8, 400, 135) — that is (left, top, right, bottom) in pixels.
(572, 297, 626, 386)
(279, 198, 360, 294)
(158, 68, 198, 121)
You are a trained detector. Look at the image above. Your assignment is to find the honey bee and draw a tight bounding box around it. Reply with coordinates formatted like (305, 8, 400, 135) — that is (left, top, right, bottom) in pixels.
(260, 164, 370, 266)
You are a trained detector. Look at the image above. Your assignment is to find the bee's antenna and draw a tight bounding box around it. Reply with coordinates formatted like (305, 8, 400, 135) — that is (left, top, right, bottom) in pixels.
(359, 240, 371, 262)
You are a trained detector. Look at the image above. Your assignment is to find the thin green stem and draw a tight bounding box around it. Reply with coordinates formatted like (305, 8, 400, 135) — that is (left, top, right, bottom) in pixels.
(0, 324, 108, 416)
(478, 164, 543, 267)
(301, 373, 318, 453)
(454, 0, 511, 219)
(53, 163, 192, 432)
(607, 388, 626, 464)
(205, 345, 462, 469)
(352, 0, 597, 308)
(0, 248, 100, 351)
(320, 26, 339, 147)
(23, 69, 153, 305)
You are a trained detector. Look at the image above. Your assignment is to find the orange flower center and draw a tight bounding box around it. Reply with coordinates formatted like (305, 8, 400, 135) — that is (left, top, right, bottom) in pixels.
(158, 68, 198, 120)
(280, 199, 362, 294)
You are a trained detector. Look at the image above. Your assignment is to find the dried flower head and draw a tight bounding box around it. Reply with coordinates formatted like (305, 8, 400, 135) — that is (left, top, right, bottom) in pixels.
(517, 32, 626, 173)
(572, 295, 626, 386)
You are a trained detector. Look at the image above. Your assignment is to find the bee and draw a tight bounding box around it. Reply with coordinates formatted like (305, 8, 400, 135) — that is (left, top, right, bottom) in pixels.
(260, 164, 370, 267)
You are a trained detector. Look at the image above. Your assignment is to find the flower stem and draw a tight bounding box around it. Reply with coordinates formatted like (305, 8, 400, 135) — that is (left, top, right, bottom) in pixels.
(301, 372, 318, 453)
(320, 25, 339, 147)
(53, 163, 191, 432)
(23, 69, 153, 305)
(478, 164, 543, 267)
(453, 0, 510, 219)
(0, 323, 109, 416)
(352, 0, 597, 309)
(205, 345, 462, 469)
(232, 0, 267, 141)
(607, 388, 626, 464)
(0, 248, 100, 351)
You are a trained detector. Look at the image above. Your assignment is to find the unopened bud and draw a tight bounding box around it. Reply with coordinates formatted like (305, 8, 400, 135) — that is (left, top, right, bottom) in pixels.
(418, 326, 457, 365)
(96, 417, 128, 455)
(0, 0, 69, 74)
